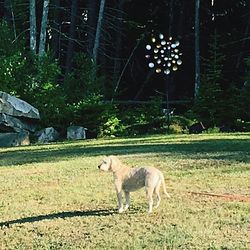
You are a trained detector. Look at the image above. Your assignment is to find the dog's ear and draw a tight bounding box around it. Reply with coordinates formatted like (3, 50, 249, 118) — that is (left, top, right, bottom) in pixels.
(108, 155, 120, 172)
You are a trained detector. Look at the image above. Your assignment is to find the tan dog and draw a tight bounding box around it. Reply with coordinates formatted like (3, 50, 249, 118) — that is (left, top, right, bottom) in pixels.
(98, 155, 170, 213)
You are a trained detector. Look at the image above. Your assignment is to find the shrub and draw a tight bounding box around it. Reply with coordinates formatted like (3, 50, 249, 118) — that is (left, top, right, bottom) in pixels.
(66, 99, 118, 136)
(118, 96, 166, 135)
(168, 124, 184, 134)
(99, 116, 125, 137)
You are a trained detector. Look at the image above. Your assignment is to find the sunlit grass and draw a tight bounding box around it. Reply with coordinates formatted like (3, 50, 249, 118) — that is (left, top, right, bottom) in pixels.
(0, 133, 249, 249)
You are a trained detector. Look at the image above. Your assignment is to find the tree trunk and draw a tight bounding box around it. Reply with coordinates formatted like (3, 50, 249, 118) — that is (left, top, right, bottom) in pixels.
(177, 0, 185, 38)
(65, 0, 78, 74)
(168, 0, 174, 36)
(112, 0, 125, 87)
(51, 0, 60, 58)
(236, 17, 250, 70)
(4, 0, 16, 38)
(194, 0, 200, 99)
(3, 0, 12, 21)
(92, 0, 106, 64)
(86, 0, 97, 57)
(39, 0, 50, 57)
(29, 0, 37, 53)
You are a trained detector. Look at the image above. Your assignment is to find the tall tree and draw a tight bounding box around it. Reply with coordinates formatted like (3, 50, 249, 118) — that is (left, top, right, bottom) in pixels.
(194, 0, 200, 99)
(65, 0, 78, 74)
(92, 0, 106, 64)
(51, 0, 60, 58)
(3, 0, 12, 21)
(29, 0, 36, 53)
(39, 0, 50, 57)
(4, 0, 16, 38)
(112, 0, 125, 87)
(86, 0, 97, 57)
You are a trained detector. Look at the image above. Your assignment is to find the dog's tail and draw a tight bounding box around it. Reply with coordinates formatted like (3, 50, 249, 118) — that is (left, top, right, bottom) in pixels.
(160, 173, 170, 198)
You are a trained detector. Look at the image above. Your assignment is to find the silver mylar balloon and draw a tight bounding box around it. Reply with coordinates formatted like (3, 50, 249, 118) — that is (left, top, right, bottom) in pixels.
(159, 33, 164, 39)
(177, 59, 182, 65)
(161, 40, 166, 46)
(173, 65, 178, 71)
(175, 41, 180, 46)
(148, 62, 154, 68)
(164, 69, 171, 75)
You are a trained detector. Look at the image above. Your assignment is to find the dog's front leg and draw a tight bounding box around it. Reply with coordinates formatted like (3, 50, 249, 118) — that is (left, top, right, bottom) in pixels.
(115, 182, 124, 213)
(116, 191, 124, 213)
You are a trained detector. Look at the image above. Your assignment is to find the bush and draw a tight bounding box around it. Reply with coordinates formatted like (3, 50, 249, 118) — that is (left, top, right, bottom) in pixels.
(118, 96, 166, 135)
(99, 116, 125, 137)
(66, 99, 119, 136)
(168, 124, 184, 134)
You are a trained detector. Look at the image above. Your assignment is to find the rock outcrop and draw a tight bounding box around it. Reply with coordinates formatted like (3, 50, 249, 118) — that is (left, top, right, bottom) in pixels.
(0, 131, 30, 147)
(36, 127, 59, 143)
(0, 91, 40, 120)
(0, 92, 40, 147)
(67, 126, 87, 140)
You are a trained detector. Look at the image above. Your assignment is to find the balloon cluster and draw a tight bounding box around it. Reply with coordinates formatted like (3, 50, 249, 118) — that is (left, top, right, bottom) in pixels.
(145, 33, 182, 75)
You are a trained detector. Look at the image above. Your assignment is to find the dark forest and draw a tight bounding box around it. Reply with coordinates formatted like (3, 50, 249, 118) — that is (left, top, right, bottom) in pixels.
(0, 0, 249, 137)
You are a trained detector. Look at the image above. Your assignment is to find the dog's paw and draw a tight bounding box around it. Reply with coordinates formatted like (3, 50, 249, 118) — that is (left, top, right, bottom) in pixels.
(124, 205, 129, 211)
(118, 208, 124, 213)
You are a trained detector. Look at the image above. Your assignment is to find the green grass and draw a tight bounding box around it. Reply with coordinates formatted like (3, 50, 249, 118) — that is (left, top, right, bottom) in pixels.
(0, 133, 249, 249)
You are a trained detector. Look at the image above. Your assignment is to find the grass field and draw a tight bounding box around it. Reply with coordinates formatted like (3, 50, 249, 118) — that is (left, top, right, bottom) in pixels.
(0, 133, 249, 249)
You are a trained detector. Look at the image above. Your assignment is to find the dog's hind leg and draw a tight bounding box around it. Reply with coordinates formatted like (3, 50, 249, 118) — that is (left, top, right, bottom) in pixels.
(124, 191, 130, 211)
(146, 186, 154, 213)
(154, 183, 161, 208)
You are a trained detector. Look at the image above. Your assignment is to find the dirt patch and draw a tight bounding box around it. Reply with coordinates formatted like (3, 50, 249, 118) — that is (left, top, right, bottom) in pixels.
(189, 191, 250, 202)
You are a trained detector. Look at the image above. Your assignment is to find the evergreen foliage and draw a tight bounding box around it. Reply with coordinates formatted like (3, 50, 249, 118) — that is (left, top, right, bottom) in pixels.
(193, 32, 229, 127)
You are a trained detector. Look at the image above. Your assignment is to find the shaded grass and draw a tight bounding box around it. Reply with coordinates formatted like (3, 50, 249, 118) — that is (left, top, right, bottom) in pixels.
(0, 133, 249, 249)
(0, 133, 249, 167)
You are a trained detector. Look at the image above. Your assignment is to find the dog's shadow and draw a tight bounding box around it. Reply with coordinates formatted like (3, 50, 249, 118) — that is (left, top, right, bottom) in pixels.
(0, 209, 118, 228)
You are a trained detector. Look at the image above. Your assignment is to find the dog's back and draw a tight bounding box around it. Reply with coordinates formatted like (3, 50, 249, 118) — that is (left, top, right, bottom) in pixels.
(122, 166, 164, 192)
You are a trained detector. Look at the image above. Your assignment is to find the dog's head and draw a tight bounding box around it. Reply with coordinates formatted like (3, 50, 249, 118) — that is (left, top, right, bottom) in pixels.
(98, 155, 121, 172)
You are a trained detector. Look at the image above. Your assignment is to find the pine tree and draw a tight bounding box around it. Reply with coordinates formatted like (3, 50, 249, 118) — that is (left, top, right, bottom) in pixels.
(193, 31, 225, 126)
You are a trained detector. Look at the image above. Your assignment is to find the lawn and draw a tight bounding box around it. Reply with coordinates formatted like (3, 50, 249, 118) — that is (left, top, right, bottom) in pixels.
(0, 133, 249, 249)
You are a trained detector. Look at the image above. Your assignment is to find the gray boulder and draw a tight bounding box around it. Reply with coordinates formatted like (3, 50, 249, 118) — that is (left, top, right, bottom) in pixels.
(36, 127, 59, 143)
(0, 131, 30, 147)
(0, 113, 37, 132)
(0, 91, 40, 120)
(67, 126, 87, 140)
